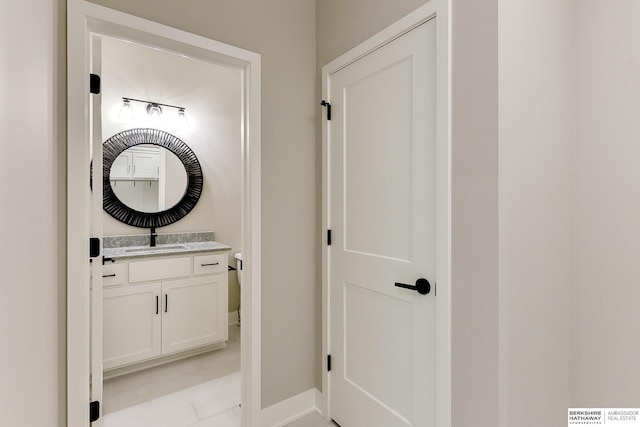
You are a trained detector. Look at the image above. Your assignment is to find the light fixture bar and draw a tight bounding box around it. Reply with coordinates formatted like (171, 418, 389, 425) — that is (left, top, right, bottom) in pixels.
(122, 97, 185, 111)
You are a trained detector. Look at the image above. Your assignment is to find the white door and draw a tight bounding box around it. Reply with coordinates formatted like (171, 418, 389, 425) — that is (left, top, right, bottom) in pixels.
(328, 20, 436, 427)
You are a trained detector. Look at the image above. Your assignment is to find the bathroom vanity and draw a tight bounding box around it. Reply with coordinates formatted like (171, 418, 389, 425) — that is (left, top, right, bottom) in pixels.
(100, 239, 231, 376)
(97, 129, 235, 377)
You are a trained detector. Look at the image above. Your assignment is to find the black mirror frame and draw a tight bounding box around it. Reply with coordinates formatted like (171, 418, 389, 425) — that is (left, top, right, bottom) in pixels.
(102, 128, 203, 228)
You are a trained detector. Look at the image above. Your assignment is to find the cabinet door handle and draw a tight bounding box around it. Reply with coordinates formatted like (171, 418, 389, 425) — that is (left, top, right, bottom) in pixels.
(165, 294, 168, 313)
(201, 262, 219, 267)
(102, 273, 116, 278)
(156, 296, 159, 315)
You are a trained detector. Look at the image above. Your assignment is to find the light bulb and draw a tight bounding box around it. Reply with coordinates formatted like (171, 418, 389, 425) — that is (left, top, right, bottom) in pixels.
(146, 103, 162, 122)
(118, 98, 134, 121)
(177, 108, 188, 129)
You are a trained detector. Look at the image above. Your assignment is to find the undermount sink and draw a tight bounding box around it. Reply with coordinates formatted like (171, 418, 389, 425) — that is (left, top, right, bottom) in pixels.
(124, 245, 186, 253)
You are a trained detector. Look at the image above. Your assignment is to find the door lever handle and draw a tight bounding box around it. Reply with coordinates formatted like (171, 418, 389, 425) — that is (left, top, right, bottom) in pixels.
(395, 278, 431, 295)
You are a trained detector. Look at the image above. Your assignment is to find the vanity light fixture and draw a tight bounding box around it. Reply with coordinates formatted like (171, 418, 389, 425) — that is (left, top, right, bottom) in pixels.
(119, 97, 188, 128)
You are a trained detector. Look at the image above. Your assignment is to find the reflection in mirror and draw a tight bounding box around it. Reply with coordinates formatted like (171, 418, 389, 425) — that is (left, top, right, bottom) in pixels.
(103, 128, 202, 228)
(110, 144, 188, 213)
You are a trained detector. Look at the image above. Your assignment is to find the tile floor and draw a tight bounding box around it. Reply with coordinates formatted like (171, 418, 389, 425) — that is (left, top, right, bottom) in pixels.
(103, 324, 241, 426)
(284, 412, 339, 427)
(104, 372, 240, 427)
(102, 324, 336, 427)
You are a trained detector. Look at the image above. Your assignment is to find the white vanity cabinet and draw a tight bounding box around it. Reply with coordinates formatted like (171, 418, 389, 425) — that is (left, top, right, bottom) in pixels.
(102, 251, 228, 372)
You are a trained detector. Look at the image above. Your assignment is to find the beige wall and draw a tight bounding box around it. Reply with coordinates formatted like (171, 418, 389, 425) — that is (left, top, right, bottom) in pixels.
(316, 0, 431, 68)
(0, 0, 66, 425)
(574, 0, 640, 406)
(453, 2, 576, 424)
(84, 0, 319, 408)
(101, 36, 242, 313)
(451, 1, 501, 425)
(498, 0, 574, 424)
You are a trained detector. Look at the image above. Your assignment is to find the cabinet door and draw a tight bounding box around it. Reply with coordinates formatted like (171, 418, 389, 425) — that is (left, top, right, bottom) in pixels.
(132, 152, 159, 179)
(110, 152, 132, 179)
(162, 274, 228, 355)
(103, 283, 161, 369)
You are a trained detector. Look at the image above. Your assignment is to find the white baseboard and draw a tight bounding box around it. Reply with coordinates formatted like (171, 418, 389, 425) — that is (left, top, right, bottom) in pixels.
(103, 342, 226, 380)
(228, 310, 239, 326)
(260, 388, 318, 427)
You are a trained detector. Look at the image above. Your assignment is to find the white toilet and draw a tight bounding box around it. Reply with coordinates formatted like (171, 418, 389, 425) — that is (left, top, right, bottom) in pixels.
(234, 252, 242, 287)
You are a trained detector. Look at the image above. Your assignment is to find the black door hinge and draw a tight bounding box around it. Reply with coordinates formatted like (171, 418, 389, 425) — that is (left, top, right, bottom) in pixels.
(90, 74, 101, 94)
(327, 354, 332, 372)
(320, 100, 331, 120)
(89, 401, 100, 422)
(327, 229, 332, 246)
(89, 237, 100, 258)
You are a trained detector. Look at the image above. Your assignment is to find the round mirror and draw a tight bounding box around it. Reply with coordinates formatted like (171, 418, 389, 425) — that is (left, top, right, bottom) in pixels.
(103, 128, 203, 228)
(109, 144, 188, 213)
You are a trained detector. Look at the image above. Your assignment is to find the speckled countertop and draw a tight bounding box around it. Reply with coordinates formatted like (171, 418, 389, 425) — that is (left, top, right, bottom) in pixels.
(102, 232, 232, 260)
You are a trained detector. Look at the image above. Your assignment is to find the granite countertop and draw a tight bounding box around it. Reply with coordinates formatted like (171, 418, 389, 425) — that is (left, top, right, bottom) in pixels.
(103, 240, 232, 261)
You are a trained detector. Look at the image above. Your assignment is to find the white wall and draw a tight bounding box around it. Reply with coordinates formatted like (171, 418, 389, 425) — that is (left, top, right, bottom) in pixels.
(498, 0, 575, 424)
(574, 0, 640, 406)
(0, 0, 65, 425)
(101, 36, 241, 237)
(101, 36, 242, 312)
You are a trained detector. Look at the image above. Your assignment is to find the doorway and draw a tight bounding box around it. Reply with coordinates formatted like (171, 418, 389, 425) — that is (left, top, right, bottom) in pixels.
(321, 2, 450, 426)
(67, 2, 262, 426)
(98, 35, 243, 425)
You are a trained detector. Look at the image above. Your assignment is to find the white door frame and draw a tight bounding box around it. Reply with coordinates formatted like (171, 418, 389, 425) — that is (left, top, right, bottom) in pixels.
(67, 2, 262, 426)
(320, 1, 451, 425)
